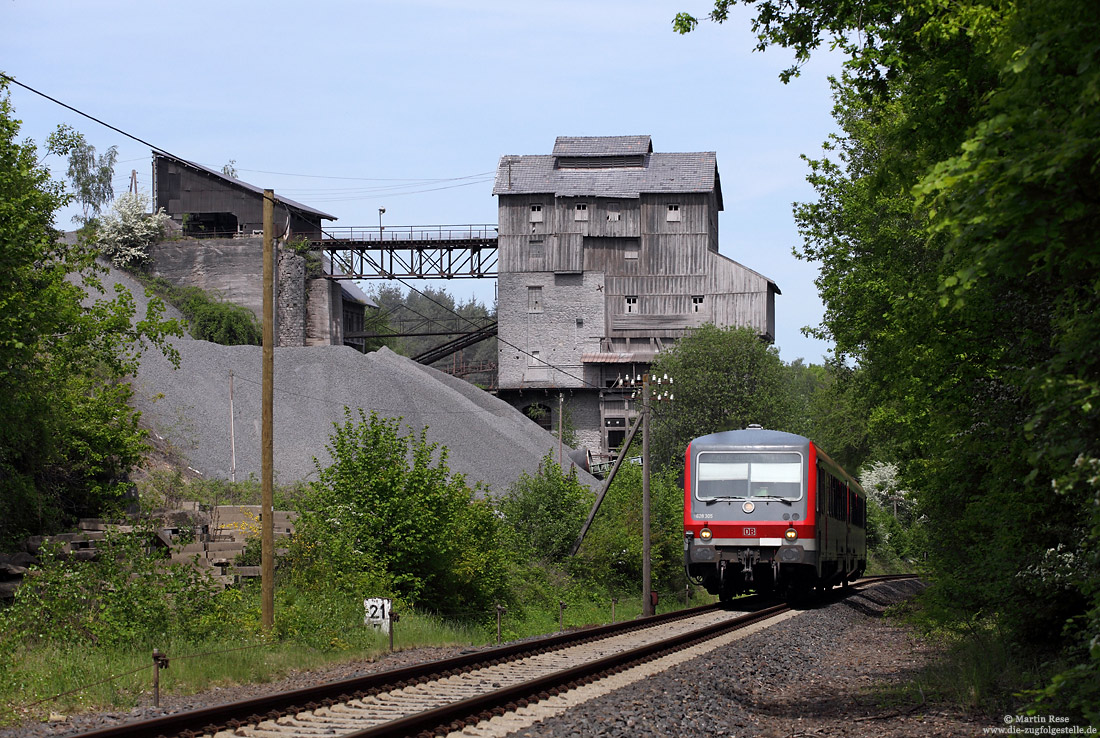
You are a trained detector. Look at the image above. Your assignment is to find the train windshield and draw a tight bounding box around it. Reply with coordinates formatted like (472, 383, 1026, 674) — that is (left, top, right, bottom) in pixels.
(695, 451, 804, 501)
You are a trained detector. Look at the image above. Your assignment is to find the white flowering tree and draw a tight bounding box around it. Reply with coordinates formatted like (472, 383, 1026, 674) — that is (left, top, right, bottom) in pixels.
(97, 192, 170, 268)
(859, 461, 913, 521)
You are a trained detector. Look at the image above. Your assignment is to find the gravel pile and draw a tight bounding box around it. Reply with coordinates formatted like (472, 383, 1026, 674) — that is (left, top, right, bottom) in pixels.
(86, 263, 595, 495)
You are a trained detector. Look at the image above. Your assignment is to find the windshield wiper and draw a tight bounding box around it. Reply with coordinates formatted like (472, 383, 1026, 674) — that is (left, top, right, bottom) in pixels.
(754, 495, 794, 506)
(702, 497, 740, 504)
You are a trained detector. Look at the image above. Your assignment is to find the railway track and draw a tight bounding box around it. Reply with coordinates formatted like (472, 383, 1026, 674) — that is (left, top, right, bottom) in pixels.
(71, 576, 914, 738)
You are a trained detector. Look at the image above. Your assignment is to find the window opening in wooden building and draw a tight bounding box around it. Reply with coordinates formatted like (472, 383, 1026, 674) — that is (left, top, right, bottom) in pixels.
(529, 203, 544, 222)
(692, 295, 704, 313)
(667, 203, 681, 222)
(575, 203, 588, 221)
(625, 295, 638, 314)
(607, 202, 621, 222)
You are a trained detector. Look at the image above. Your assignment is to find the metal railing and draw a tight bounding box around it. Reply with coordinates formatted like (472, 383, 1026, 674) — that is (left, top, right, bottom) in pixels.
(319, 224, 498, 243)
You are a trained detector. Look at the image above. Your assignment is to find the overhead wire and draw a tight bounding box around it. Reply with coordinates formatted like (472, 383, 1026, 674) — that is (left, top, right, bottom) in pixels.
(4, 72, 597, 389)
(3, 73, 492, 208)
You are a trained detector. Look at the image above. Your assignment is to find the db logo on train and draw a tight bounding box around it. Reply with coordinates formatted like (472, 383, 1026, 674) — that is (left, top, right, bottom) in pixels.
(743, 527, 756, 537)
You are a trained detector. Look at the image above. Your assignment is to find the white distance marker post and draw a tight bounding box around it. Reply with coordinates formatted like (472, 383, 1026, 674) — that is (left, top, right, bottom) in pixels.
(364, 597, 393, 634)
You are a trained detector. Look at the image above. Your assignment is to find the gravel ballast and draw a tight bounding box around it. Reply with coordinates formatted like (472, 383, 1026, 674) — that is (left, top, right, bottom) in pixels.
(500, 579, 982, 738)
(0, 580, 989, 738)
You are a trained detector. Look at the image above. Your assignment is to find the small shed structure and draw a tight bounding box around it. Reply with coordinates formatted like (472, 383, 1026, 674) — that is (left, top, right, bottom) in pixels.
(152, 153, 336, 239)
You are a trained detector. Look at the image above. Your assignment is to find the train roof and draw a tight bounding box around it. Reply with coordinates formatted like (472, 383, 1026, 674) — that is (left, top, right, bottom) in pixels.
(690, 428, 810, 448)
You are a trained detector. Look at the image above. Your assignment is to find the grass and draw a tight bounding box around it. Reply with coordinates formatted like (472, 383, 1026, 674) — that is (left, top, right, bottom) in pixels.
(0, 586, 710, 727)
(870, 596, 1045, 718)
(0, 612, 482, 726)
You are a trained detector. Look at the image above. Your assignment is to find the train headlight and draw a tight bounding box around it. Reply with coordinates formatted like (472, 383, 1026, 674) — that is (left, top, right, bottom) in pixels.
(699, 527, 713, 541)
(742, 501, 755, 514)
(784, 527, 798, 542)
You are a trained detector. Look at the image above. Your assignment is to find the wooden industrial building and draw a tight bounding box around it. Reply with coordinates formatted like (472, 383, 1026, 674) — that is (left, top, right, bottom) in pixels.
(493, 136, 779, 456)
(149, 153, 373, 350)
(152, 152, 335, 240)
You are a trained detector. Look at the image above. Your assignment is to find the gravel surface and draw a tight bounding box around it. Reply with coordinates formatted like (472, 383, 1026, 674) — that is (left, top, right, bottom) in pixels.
(82, 262, 596, 495)
(0, 580, 988, 738)
(505, 579, 984, 738)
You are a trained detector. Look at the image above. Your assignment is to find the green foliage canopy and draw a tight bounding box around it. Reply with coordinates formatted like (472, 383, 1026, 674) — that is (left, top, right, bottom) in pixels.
(677, 0, 1100, 718)
(0, 82, 182, 546)
(650, 324, 792, 469)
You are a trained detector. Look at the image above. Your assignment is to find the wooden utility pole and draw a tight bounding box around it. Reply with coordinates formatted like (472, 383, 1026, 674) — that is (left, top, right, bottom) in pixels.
(642, 373, 653, 616)
(557, 392, 564, 465)
(228, 370, 237, 484)
(261, 189, 275, 632)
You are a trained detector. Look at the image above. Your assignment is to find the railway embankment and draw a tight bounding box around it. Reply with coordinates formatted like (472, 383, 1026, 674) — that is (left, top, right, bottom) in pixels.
(0, 579, 997, 738)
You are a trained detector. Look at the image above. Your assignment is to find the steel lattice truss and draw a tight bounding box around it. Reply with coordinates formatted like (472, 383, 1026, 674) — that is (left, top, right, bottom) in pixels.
(313, 225, 498, 280)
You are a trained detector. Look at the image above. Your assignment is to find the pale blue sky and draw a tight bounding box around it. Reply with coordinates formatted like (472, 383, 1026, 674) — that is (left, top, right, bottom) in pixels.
(3, 0, 842, 363)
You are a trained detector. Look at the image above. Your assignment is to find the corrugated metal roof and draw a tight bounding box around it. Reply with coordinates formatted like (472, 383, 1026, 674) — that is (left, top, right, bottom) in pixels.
(552, 135, 653, 157)
(493, 151, 719, 200)
(154, 152, 338, 221)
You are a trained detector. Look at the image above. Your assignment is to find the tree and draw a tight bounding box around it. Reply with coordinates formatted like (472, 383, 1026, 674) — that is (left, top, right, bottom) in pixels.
(649, 324, 792, 469)
(0, 82, 182, 546)
(45, 123, 117, 225)
(97, 192, 170, 268)
(675, 0, 1100, 716)
(367, 283, 496, 367)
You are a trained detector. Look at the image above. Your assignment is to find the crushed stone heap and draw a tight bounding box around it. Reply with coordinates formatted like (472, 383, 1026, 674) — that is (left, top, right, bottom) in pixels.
(93, 263, 595, 495)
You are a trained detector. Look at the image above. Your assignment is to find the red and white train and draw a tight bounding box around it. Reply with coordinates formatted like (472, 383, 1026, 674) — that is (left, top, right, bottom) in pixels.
(683, 426, 866, 602)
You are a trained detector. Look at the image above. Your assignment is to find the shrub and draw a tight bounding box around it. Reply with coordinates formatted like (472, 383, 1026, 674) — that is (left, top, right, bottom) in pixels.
(140, 278, 261, 346)
(97, 193, 169, 269)
(0, 531, 223, 650)
(573, 459, 685, 593)
(291, 409, 510, 620)
(498, 454, 593, 563)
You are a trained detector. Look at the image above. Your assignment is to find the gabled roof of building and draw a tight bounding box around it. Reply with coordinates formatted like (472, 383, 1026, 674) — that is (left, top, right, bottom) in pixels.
(494, 137, 722, 208)
(154, 152, 337, 221)
(552, 135, 653, 157)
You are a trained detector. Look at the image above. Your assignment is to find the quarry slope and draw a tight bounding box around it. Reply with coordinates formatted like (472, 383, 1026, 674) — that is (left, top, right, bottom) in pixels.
(95, 263, 594, 495)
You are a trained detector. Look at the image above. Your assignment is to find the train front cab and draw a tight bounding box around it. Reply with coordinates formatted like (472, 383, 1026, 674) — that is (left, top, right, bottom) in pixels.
(683, 429, 867, 603)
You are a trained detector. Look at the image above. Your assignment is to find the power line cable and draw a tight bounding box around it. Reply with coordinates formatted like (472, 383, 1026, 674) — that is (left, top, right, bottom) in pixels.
(1, 73, 489, 210)
(238, 168, 495, 182)
(5, 73, 597, 390)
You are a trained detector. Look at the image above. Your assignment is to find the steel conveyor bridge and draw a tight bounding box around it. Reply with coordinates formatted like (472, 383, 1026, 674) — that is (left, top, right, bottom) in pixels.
(312, 224, 497, 280)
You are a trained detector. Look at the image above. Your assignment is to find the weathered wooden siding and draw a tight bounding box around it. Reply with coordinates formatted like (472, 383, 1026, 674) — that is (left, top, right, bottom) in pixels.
(155, 158, 322, 238)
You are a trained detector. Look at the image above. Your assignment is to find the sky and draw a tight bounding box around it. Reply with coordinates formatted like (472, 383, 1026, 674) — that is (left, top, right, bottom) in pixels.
(2, 0, 843, 363)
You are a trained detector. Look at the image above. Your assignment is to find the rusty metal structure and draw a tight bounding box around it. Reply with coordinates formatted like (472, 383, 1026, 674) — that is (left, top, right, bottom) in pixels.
(314, 224, 498, 280)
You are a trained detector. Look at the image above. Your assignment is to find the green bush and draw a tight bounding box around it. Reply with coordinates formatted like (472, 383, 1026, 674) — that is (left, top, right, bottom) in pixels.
(139, 278, 261, 346)
(573, 458, 685, 593)
(173, 286, 261, 345)
(290, 409, 511, 620)
(498, 454, 593, 563)
(0, 531, 224, 650)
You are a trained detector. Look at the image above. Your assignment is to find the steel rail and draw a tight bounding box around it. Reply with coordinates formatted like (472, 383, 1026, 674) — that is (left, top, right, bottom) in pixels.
(66, 602, 725, 738)
(67, 576, 916, 738)
(343, 602, 792, 738)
